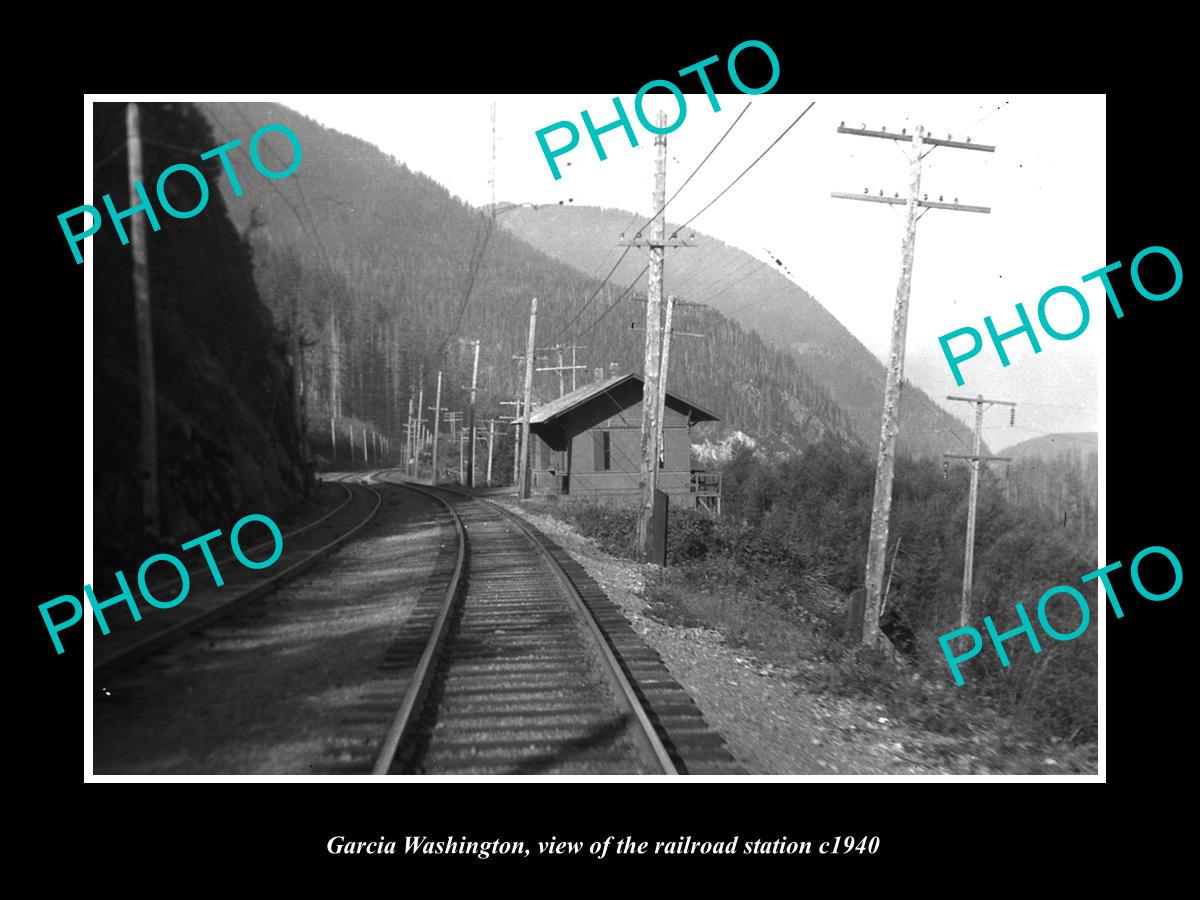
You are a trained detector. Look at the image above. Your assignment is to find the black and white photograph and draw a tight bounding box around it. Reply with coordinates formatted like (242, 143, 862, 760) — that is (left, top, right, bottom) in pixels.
(73, 88, 1114, 781)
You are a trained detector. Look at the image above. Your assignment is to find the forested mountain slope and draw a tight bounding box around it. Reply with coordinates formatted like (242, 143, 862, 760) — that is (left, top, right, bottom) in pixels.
(93, 102, 307, 569)
(1002, 432, 1097, 548)
(498, 205, 977, 459)
(200, 102, 861, 468)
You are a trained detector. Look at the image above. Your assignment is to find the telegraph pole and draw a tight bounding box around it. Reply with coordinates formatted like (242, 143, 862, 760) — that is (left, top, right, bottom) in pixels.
(946, 394, 1015, 627)
(833, 121, 995, 647)
(620, 111, 693, 561)
(500, 399, 523, 486)
(568, 344, 586, 391)
(487, 418, 496, 486)
(633, 296, 705, 467)
(536, 345, 587, 398)
(466, 339, 480, 487)
(430, 371, 442, 485)
(656, 293, 676, 466)
(404, 393, 414, 477)
(638, 122, 667, 561)
(518, 298, 537, 499)
(127, 102, 159, 535)
(414, 376, 426, 479)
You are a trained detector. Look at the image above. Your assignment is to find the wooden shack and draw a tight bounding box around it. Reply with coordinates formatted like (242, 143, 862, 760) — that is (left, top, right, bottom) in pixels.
(526, 371, 722, 511)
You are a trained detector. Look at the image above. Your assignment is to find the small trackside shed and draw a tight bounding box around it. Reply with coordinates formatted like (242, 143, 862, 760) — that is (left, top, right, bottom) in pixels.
(525, 371, 721, 509)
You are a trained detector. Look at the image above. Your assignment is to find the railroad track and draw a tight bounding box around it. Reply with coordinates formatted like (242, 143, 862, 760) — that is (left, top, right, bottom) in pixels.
(367, 479, 743, 775)
(94, 477, 384, 682)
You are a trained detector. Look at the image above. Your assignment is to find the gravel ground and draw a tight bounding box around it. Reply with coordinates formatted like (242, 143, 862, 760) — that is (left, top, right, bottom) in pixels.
(498, 501, 946, 776)
(93, 486, 448, 775)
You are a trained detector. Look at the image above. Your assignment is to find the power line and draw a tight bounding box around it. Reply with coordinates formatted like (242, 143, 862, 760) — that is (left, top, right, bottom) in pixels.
(705, 263, 775, 312)
(982, 423, 1059, 437)
(442, 212, 495, 353)
(552, 245, 633, 341)
(672, 101, 816, 236)
(228, 104, 340, 284)
(629, 101, 753, 238)
(1007, 400, 1095, 411)
(574, 264, 650, 342)
(835, 120, 996, 650)
(551, 103, 753, 345)
(955, 98, 1011, 137)
(683, 256, 762, 307)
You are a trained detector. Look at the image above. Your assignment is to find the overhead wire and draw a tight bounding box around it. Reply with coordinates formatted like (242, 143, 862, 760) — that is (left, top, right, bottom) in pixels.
(442, 211, 495, 354)
(551, 245, 634, 341)
(551, 101, 754, 343)
(574, 263, 650, 343)
(671, 101, 816, 237)
(629, 101, 753, 239)
(702, 260, 774, 311)
(675, 254, 759, 305)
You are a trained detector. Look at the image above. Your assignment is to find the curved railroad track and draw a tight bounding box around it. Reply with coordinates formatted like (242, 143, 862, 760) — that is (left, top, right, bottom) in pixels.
(368, 478, 743, 775)
(94, 477, 385, 682)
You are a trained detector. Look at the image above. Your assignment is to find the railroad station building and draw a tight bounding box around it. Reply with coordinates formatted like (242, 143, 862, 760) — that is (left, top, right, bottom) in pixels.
(526, 371, 722, 512)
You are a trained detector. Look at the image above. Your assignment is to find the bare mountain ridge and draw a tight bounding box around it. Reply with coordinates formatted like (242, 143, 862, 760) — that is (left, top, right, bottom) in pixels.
(1002, 432, 1097, 547)
(1003, 431, 1097, 461)
(498, 204, 978, 459)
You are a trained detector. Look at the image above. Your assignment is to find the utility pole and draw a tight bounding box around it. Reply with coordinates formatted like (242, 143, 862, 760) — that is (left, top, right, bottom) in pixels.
(500, 399, 523, 486)
(619, 111, 692, 562)
(638, 123, 667, 561)
(487, 418, 495, 486)
(536, 345, 587, 398)
(445, 411, 462, 482)
(466, 339, 480, 487)
(518, 298, 538, 499)
(655, 294, 676, 468)
(414, 376, 426, 479)
(568, 344, 586, 392)
(511, 353, 529, 487)
(833, 121, 995, 647)
(632, 299, 706, 473)
(554, 347, 566, 398)
(430, 370, 442, 485)
(405, 393, 414, 477)
(945, 394, 1015, 627)
(127, 102, 159, 535)
(489, 102, 497, 213)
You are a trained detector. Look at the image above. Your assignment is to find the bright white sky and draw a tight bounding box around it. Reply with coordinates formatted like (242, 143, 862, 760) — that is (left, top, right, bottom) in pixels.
(278, 93, 1105, 452)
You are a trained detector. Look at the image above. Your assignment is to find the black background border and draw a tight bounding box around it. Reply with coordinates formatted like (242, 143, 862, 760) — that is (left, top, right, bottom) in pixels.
(22, 25, 1187, 880)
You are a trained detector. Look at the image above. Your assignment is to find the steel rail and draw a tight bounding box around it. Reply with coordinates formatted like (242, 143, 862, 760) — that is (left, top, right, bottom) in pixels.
(139, 481, 357, 594)
(371, 482, 467, 774)
(373, 479, 677, 775)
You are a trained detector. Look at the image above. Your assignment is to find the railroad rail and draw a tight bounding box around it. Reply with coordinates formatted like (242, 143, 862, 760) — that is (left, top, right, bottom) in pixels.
(94, 477, 384, 682)
(368, 478, 743, 775)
